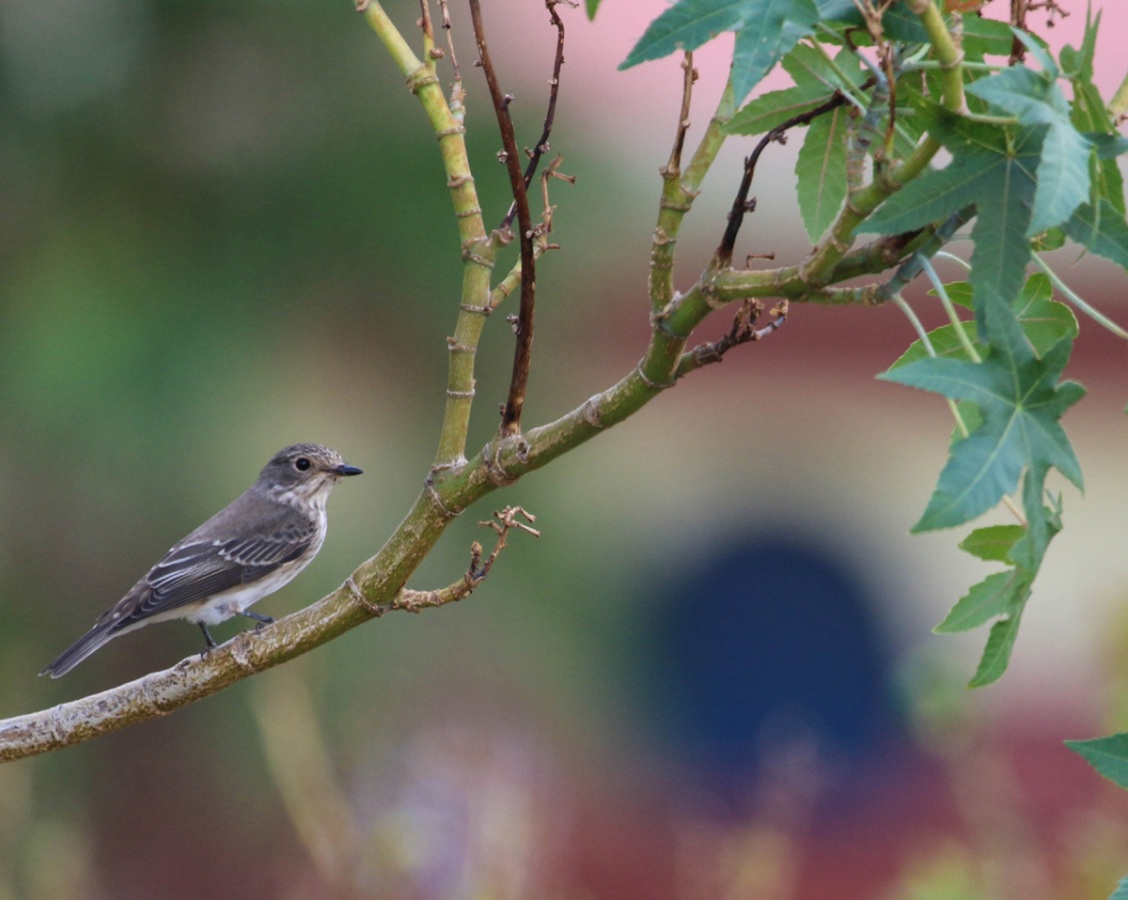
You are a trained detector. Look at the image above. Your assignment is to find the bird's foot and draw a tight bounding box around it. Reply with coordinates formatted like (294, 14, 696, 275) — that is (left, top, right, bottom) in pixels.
(237, 610, 275, 633)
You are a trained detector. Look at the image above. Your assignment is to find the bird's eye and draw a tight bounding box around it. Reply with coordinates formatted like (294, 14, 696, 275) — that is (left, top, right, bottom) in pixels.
(295, 457, 311, 471)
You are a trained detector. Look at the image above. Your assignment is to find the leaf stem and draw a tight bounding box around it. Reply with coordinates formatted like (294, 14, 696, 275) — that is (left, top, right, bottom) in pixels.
(919, 255, 981, 362)
(1032, 254, 1128, 341)
(934, 250, 971, 271)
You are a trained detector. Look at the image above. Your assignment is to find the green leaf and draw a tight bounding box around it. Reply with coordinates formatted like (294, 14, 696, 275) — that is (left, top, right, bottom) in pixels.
(962, 16, 1014, 58)
(936, 471, 1061, 686)
(780, 42, 862, 93)
(1063, 10, 1125, 216)
(878, 299, 1084, 531)
(1032, 226, 1067, 252)
(968, 59, 1062, 120)
(949, 400, 982, 448)
(969, 610, 1025, 687)
(935, 570, 1019, 633)
(621, 0, 745, 69)
(1031, 119, 1094, 234)
(1013, 272, 1078, 357)
(933, 281, 973, 309)
(620, 0, 819, 103)
(1060, 7, 1098, 80)
(1064, 199, 1128, 270)
(796, 105, 848, 241)
(863, 152, 988, 235)
(1110, 875, 1128, 900)
(959, 525, 1026, 562)
(886, 322, 980, 370)
(585, 0, 601, 19)
(726, 86, 831, 136)
(1091, 133, 1128, 161)
(1010, 465, 1063, 571)
(863, 123, 1041, 318)
(729, 4, 818, 102)
(1066, 733, 1128, 790)
(1009, 27, 1058, 77)
(880, 5, 928, 43)
(966, 132, 1042, 333)
(966, 66, 1091, 234)
(813, 0, 858, 19)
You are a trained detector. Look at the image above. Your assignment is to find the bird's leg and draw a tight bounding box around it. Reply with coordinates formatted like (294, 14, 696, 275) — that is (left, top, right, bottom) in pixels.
(235, 610, 275, 633)
(198, 622, 218, 658)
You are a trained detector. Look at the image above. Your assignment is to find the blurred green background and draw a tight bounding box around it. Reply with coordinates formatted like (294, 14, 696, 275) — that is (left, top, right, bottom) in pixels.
(4, 1, 1128, 897)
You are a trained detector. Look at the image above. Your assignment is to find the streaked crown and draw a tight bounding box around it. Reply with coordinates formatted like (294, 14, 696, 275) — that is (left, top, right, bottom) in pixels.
(258, 444, 363, 496)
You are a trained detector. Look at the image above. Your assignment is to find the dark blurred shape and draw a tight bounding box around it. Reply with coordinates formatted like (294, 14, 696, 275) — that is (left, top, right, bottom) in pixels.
(644, 533, 904, 809)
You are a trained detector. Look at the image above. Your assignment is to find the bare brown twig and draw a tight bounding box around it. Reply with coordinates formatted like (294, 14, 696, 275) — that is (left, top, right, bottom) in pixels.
(715, 92, 851, 268)
(501, 0, 571, 230)
(468, 0, 537, 436)
(665, 52, 698, 178)
(675, 300, 788, 378)
(394, 506, 540, 612)
(419, 0, 435, 48)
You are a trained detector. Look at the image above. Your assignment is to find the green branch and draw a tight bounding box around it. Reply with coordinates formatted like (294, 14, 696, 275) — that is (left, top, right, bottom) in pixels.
(365, 3, 497, 467)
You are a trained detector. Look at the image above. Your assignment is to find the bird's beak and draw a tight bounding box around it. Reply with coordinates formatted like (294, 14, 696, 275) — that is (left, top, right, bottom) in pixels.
(336, 464, 363, 477)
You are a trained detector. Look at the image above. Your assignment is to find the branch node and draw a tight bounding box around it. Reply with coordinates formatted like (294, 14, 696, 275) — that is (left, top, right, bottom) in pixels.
(482, 441, 519, 487)
(405, 67, 441, 94)
(425, 476, 461, 518)
(346, 576, 384, 618)
(460, 245, 496, 269)
(635, 359, 677, 391)
(581, 396, 605, 429)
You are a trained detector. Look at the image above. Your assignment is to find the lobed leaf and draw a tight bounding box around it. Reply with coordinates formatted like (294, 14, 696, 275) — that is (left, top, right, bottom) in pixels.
(620, 0, 820, 103)
(885, 322, 979, 371)
(1064, 200, 1128, 270)
(966, 65, 1091, 234)
(879, 299, 1083, 531)
(1012, 273, 1078, 358)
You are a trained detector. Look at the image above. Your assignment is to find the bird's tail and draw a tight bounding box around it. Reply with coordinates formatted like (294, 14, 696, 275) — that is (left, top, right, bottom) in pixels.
(40, 622, 119, 678)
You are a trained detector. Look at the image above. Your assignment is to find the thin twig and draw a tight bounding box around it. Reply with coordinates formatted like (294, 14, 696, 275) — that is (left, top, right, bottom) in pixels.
(419, 0, 435, 53)
(666, 52, 697, 177)
(437, 0, 461, 83)
(395, 506, 540, 612)
(468, 0, 537, 436)
(501, 0, 571, 230)
(715, 91, 850, 267)
(675, 300, 787, 377)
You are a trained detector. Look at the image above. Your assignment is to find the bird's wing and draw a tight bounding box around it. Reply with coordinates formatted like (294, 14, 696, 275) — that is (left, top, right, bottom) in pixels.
(121, 518, 319, 623)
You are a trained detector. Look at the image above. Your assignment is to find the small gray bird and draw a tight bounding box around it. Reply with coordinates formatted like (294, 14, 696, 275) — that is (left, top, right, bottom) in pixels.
(41, 443, 362, 678)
